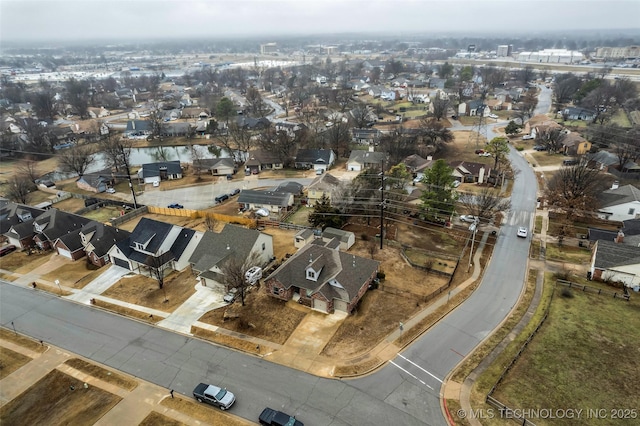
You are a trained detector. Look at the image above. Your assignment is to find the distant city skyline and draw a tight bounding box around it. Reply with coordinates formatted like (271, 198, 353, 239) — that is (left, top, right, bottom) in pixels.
(1, 0, 639, 44)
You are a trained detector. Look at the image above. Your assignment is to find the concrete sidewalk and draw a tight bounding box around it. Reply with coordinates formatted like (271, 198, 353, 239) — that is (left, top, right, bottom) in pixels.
(65, 265, 130, 304)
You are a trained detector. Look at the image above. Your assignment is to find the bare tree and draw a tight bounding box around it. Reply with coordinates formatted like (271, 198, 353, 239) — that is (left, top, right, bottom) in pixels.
(99, 134, 132, 174)
(147, 105, 166, 141)
(218, 251, 261, 306)
(188, 142, 206, 176)
(419, 118, 454, 153)
(146, 254, 169, 290)
(431, 96, 450, 121)
(58, 144, 95, 176)
(458, 187, 511, 220)
(536, 127, 567, 153)
(204, 215, 218, 232)
(64, 77, 90, 119)
(245, 86, 269, 117)
(350, 106, 371, 128)
(17, 160, 40, 183)
(6, 174, 35, 204)
(256, 127, 297, 167)
(544, 161, 602, 219)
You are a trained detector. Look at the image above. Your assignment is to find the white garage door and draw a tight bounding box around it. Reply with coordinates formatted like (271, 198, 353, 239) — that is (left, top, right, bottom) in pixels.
(334, 299, 348, 312)
(57, 248, 72, 259)
(313, 299, 327, 313)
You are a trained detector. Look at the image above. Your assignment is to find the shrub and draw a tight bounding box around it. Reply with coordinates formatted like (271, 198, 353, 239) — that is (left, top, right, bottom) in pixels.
(361, 233, 369, 241)
(377, 271, 386, 280)
(561, 288, 574, 298)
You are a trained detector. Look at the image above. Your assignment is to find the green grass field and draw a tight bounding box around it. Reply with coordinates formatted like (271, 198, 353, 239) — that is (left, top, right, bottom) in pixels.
(491, 286, 640, 425)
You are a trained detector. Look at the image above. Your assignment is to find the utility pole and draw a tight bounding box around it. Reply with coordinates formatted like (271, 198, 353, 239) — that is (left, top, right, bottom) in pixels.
(468, 219, 479, 271)
(120, 143, 138, 209)
(380, 160, 385, 250)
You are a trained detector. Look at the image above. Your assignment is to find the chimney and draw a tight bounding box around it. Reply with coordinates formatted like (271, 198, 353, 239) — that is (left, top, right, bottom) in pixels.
(427, 155, 433, 161)
(615, 230, 625, 243)
(368, 145, 374, 152)
(611, 180, 619, 190)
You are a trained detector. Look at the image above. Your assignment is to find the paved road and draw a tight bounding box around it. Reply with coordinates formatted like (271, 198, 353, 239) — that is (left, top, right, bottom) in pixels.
(348, 145, 537, 425)
(136, 177, 313, 210)
(534, 84, 553, 116)
(0, 282, 427, 426)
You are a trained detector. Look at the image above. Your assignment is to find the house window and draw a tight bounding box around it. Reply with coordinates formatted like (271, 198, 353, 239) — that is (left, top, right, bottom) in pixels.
(272, 287, 280, 295)
(307, 271, 315, 279)
(135, 242, 144, 250)
(628, 208, 635, 215)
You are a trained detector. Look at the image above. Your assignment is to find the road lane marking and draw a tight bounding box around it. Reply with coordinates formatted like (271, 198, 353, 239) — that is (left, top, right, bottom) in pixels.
(396, 353, 443, 383)
(389, 360, 434, 390)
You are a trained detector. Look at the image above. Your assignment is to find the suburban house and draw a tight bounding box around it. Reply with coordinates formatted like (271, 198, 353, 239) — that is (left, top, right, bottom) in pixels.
(125, 120, 151, 137)
(76, 169, 114, 193)
(1, 201, 45, 248)
(306, 173, 342, 205)
(273, 181, 304, 196)
(588, 219, 640, 247)
(88, 107, 110, 119)
(587, 150, 619, 171)
(320, 227, 356, 250)
(352, 128, 382, 146)
(293, 149, 336, 173)
(562, 107, 596, 121)
(31, 209, 92, 252)
(275, 121, 306, 137)
(80, 222, 131, 267)
(108, 218, 201, 275)
(237, 190, 295, 217)
(589, 239, 640, 288)
(193, 158, 236, 176)
(449, 161, 492, 184)
(562, 132, 591, 156)
(346, 149, 390, 172)
(402, 154, 434, 175)
(264, 243, 379, 314)
(597, 183, 640, 221)
(245, 149, 284, 174)
(54, 229, 87, 261)
(188, 224, 273, 292)
(137, 160, 183, 184)
(458, 99, 490, 117)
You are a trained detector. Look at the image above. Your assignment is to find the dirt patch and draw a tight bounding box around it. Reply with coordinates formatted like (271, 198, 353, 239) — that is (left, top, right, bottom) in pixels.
(32, 281, 73, 296)
(102, 269, 196, 313)
(139, 411, 186, 426)
(0, 346, 32, 379)
(260, 227, 297, 261)
(51, 196, 86, 213)
(321, 289, 420, 358)
(82, 205, 127, 222)
(41, 262, 106, 289)
(333, 356, 382, 377)
(191, 326, 273, 355)
(64, 358, 138, 391)
(0, 329, 47, 353)
(198, 289, 307, 345)
(161, 395, 253, 426)
(0, 369, 122, 425)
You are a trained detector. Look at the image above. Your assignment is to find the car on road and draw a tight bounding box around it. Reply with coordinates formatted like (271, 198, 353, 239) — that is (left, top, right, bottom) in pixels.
(517, 227, 528, 238)
(223, 288, 238, 303)
(106, 187, 116, 194)
(259, 407, 304, 426)
(230, 189, 241, 196)
(214, 194, 229, 203)
(488, 113, 499, 119)
(460, 215, 479, 223)
(168, 203, 184, 209)
(193, 383, 236, 410)
(0, 245, 17, 257)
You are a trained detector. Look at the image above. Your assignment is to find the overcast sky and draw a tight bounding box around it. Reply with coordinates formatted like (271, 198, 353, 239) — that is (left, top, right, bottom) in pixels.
(1, 0, 639, 43)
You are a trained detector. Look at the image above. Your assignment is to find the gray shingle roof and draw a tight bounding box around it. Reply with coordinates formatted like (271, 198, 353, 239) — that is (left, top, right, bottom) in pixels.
(139, 161, 182, 178)
(238, 189, 292, 207)
(307, 173, 341, 191)
(129, 218, 174, 253)
(598, 185, 640, 208)
(189, 225, 263, 273)
(347, 150, 389, 165)
(80, 222, 131, 258)
(294, 149, 334, 164)
(268, 244, 378, 303)
(594, 239, 640, 269)
(33, 209, 92, 242)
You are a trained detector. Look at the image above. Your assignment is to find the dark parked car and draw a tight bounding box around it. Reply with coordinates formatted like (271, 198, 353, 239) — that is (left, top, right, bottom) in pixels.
(533, 145, 546, 151)
(0, 245, 17, 257)
(168, 203, 184, 209)
(215, 194, 229, 203)
(259, 408, 303, 426)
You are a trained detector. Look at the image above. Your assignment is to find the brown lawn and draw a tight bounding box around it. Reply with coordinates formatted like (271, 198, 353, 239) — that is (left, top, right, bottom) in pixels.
(161, 396, 253, 426)
(260, 227, 297, 260)
(0, 250, 52, 273)
(102, 269, 196, 313)
(0, 328, 47, 353)
(198, 288, 307, 345)
(50, 196, 86, 213)
(0, 369, 122, 425)
(64, 358, 137, 391)
(139, 412, 186, 426)
(41, 262, 106, 289)
(0, 346, 32, 379)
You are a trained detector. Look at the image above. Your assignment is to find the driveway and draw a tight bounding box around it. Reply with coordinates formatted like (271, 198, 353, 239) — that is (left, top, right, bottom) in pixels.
(65, 265, 131, 304)
(157, 282, 226, 334)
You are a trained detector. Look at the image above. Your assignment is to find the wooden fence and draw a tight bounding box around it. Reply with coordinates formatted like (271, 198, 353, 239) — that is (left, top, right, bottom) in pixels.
(556, 279, 630, 301)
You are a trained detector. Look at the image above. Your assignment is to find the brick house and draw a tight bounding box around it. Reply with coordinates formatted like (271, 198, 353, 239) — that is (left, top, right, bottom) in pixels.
(264, 243, 379, 314)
